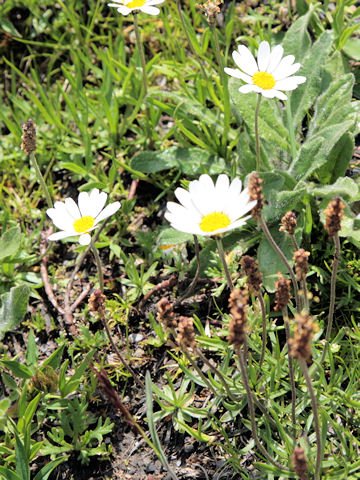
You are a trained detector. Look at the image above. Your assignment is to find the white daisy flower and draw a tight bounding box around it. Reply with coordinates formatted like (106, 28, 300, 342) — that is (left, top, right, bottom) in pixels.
(165, 174, 256, 237)
(225, 40, 306, 100)
(46, 189, 121, 246)
(108, 0, 164, 16)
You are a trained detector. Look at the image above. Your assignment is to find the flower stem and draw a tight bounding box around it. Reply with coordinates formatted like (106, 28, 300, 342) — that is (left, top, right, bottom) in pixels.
(180, 235, 201, 301)
(259, 215, 301, 313)
(320, 233, 340, 364)
(298, 358, 322, 480)
(91, 241, 145, 389)
(215, 236, 234, 290)
(286, 99, 297, 161)
(29, 152, 53, 209)
(258, 291, 267, 369)
(235, 345, 290, 471)
(133, 13, 147, 97)
(255, 94, 262, 171)
(210, 25, 230, 160)
(283, 307, 296, 439)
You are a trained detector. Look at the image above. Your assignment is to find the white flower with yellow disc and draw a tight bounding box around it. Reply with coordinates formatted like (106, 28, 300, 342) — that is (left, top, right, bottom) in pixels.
(225, 41, 306, 100)
(47, 189, 121, 245)
(165, 174, 256, 236)
(108, 0, 164, 16)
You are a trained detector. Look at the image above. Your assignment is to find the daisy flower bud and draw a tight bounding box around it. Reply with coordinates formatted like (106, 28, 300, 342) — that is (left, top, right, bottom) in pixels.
(21, 119, 36, 155)
(176, 316, 196, 351)
(165, 174, 256, 237)
(279, 211, 297, 236)
(46, 188, 121, 245)
(241, 255, 262, 293)
(289, 313, 318, 363)
(248, 173, 264, 218)
(324, 197, 344, 236)
(293, 249, 310, 282)
(225, 40, 306, 100)
(157, 298, 177, 331)
(228, 287, 248, 347)
(108, 0, 164, 16)
(274, 273, 292, 311)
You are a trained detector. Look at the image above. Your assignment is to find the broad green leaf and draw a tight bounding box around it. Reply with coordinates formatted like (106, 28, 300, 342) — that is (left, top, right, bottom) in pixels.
(0, 467, 22, 480)
(26, 329, 38, 368)
(309, 177, 358, 200)
(42, 344, 65, 369)
(228, 80, 289, 152)
(157, 228, 193, 246)
(317, 132, 354, 184)
(0, 226, 21, 260)
(282, 8, 312, 60)
(130, 147, 225, 176)
(258, 228, 296, 292)
(343, 37, 360, 61)
(289, 31, 334, 129)
(58, 161, 88, 175)
(15, 434, 30, 480)
(0, 285, 30, 340)
(0, 360, 33, 379)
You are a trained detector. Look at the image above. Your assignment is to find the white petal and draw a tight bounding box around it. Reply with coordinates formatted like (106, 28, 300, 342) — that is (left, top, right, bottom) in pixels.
(47, 204, 73, 231)
(233, 45, 259, 76)
(140, 5, 160, 14)
(257, 41, 270, 71)
(215, 174, 230, 201)
(64, 198, 81, 220)
(174, 188, 194, 210)
(271, 90, 288, 100)
(189, 175, 217, 215)
(271, 54, 295, 78)
(113, 5, 131, 14)
(224, 68, 252, 84)
(239, 84, 261, 94)
(89, 189, 108, 218)
(229, 177, 242, 195)
(273, 62, 301, 81)
(275, 77, 306, 91)
(48, 231, 74, 241)
(94, 201, 121, 224)
(260, 89, 276, 98)
(146, 0, 165, 5)
(79, 233, 92, 245)
(267, 45, 284, 73)
(78, 191, 92, 217)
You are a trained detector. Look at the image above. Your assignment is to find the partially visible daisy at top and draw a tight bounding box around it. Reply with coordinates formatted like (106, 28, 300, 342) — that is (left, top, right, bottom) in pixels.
(47, 189, 121, 246)
(108, 0, 164, 16)
(225, 40, 306, 100)
(165, 174, 256, 236)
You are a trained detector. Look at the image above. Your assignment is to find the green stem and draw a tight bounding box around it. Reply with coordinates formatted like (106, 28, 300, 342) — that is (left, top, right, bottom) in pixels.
(259, 215, 301, 313)
(235, 345, 290, 471)
(298, 359, 322, 480)
(180, 234, 201, 301)
(286, 99, 297, 161)
(215, 236, 234, 290)
(211, 25, 230, 160)
(133, 13, 147, 97)
(255, 94, 262, 171)
(91, 241, 104, 293)
(176, 0, 207, 80)
(29, 152, 53, 208)
(320, 233, 340, 364)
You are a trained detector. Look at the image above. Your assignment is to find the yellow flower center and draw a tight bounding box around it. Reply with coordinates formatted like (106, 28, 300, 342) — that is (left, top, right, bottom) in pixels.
(252, 71, 276, 90)
(199, 212, 231, 233)
(73, 216, 95, 233)
(126, 0, 146, 7)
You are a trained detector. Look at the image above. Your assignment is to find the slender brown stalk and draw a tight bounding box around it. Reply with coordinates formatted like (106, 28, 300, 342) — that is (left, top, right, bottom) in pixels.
(196, 347, 237, 402)
(216, 237, 234, 290)
(283, 307, 296, 438)
(258, 291, 267, 369)
(298, 359, 322, 480)
(180, 235, 201, 301)
(320, 233, 340, 364)
(235, 345, 290, 471)
(259, 215, 301, 312)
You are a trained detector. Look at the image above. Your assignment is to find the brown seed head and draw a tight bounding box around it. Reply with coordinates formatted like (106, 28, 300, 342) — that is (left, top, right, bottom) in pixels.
(241, 255, 262, 292)
(293, 249, 310, 282)
(289, 313, 318, 363)
(157, 298, 177, 331)
(292, 447, 309, 480)
(228, 287, 248, 346)
(248, 173, 264, 218)
(324, 197, 344, 236)
(196, 0, 222, 25)
(88, 289, 106, 317)
(279, 211, 297, 236)
(176, 316, 196, 351)
(21, 119, 37, 155)
(274, 273, 292, 311)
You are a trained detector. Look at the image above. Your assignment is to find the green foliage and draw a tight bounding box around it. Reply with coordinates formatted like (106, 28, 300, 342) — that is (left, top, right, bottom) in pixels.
(0, 285, 30, 340)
